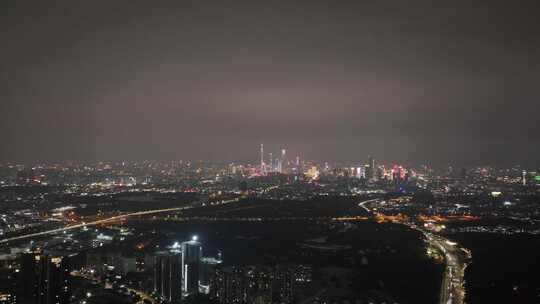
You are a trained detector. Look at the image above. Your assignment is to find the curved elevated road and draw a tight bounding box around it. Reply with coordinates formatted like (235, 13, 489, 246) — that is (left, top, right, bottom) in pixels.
(358, 198, 470, 304)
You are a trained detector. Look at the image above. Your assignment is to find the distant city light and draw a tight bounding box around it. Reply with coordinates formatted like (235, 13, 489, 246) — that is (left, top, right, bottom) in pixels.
(192, 235, 198, 241)
(491, 191, 502, 197)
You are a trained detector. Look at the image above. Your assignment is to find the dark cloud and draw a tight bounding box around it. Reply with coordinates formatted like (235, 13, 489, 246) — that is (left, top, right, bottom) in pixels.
(1, 0, 539, 166)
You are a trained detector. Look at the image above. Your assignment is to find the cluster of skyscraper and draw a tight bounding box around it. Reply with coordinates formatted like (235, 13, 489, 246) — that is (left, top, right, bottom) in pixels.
(351, 156, 377, 181)
(153, 236, 221, 303)
(259, 144, 300, 175)
(15, 252, 71, 304)
(152, 237, 298, 304)
(211, 265, 295, 304)
(260, 144, 411, 185)
(258, 144, 385, 182)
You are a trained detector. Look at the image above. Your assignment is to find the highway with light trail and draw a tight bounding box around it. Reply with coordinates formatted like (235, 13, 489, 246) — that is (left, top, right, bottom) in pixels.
(358, 198, 470, 304)
(0, 206, 191, 244)
(0, 195, 243, 245)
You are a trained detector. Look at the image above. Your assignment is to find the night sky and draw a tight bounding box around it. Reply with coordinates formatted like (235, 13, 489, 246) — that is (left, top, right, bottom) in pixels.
(1, 1, 539, 166)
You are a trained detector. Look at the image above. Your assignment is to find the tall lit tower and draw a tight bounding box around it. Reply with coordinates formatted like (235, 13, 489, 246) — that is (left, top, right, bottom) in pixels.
(369, 156, 376, 181)
(260, 144, 264, 174)
(281, 148, 286, 173)
(522, 170, 527, 186)
(153, 250, 182, 303)
(35, 254, 71, 304)
(269, 152, 273, 172)
(181, 237, 202, 297)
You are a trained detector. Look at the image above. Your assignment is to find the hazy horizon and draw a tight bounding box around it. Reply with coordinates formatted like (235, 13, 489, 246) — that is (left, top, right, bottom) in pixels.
(2, 0, 539, 166)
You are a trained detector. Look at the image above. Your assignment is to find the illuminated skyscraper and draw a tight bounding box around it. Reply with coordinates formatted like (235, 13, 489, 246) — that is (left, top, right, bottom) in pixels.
(370, 156, 377, 181)
(153, 250, 182, 303)
(153, 253, 165, 298)
(211, 265, 294, 304)
(272, 266, 294, 304)
(18, 252, 38, 303)
(280, 148, 286, 173)
(392, 165, 401, 183)
(260, 144, 265, 175)
(199, 257, 222, 294)
(356, 167, 365, 178)
(21, 254, 71, 304)
(366, 155, 376, 181)
(181, 237, 202, 297)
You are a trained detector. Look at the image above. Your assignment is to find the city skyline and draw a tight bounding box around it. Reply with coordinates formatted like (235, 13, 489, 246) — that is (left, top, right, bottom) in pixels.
(1, 148, 539, 303)
(1, 142, 540, 169)
(1, 1, 540, 303)
(0, 0, 540, 304)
